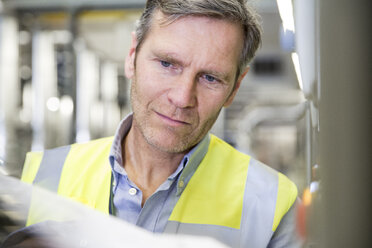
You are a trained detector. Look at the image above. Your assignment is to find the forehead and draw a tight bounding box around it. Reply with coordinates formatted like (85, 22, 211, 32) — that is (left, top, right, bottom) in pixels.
(141, 11, 244, 75)
(150, 11, 244, 46)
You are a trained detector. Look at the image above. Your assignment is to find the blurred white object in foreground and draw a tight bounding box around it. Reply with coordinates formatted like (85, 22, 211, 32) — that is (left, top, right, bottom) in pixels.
(0, 175, 227, 248)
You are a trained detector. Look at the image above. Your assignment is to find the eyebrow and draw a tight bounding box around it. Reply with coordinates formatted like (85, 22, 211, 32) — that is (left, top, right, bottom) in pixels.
(152, 50, 187, 68)
(152, 50, 233, 82)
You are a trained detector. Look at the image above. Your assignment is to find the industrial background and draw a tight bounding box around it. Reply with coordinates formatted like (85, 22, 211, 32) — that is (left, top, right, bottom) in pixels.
(0, 0, 371, 247)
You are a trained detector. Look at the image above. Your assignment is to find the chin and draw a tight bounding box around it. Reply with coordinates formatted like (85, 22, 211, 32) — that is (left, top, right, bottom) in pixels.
(145, 131, 196, 154)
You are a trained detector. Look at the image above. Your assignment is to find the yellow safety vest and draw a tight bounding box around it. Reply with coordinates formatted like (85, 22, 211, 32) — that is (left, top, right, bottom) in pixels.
(22, 135, 298, 247)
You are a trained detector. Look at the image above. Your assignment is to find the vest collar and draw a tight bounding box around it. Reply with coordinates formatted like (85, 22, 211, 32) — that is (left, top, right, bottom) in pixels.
(176, 134, 211, 196)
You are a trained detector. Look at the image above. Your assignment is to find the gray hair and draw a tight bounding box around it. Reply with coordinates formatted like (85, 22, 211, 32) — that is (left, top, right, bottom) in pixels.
(135, 0, 262, 78)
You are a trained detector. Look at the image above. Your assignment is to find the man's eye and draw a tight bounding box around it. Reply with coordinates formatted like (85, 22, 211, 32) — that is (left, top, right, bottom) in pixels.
(204, 75, 217, 82)
(161, 60, 171, 68)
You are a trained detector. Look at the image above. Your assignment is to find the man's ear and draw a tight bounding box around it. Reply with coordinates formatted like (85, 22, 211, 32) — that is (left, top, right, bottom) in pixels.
(224, 66, 250, 107)
(125, 32, 138, 79)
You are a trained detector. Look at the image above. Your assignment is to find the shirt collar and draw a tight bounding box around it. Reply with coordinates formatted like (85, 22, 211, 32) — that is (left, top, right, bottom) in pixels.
(175, 134, 210, 196)
(109, 113, 211, 193)
(109, 113, 133, 185)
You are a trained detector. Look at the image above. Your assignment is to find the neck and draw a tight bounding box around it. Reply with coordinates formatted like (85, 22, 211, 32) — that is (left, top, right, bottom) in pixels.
(122, 124, 187, 205)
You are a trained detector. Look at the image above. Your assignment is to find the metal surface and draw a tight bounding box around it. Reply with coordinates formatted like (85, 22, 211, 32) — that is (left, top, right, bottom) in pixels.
(318, 0, 372, 246)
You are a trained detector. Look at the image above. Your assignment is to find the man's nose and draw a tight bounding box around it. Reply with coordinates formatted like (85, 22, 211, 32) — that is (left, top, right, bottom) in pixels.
(167, 73, 197, 108)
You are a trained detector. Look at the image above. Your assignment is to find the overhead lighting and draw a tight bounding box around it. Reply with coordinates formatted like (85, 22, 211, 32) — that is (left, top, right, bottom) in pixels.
(60, 95, 74, 116)
(46, 97, 60, 112)
(291, 52, 304, 91)
(276, 0, 295, 32)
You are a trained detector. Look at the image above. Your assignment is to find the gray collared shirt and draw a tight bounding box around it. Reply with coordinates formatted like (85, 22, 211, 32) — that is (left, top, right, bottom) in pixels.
(108, 114, 210, 232)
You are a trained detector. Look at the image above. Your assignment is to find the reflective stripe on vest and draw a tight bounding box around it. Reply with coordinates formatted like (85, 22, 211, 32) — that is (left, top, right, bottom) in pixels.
(22, 135, 297, 247)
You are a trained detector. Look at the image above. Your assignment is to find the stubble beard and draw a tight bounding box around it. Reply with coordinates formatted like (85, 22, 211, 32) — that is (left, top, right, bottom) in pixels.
(130, 77, 221, 154)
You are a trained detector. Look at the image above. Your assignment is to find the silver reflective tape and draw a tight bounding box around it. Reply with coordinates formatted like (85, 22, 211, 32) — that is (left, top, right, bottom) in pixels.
(164, 221, 240, 247)
(33, 145, 71, 192)
(239, 158, 278, 247)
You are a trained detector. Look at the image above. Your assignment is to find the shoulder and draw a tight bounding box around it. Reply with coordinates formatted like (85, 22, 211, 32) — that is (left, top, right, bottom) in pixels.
(21, 137, 114, 183)
(69, 136, 114, 150)
(246, 157, 298, 203)
(247, 157, 298, 231)
(209, 135, 297, 192)
(210, 135, 298, 221)
(208, 136, 299, 236)
(208, 135, 251, 163)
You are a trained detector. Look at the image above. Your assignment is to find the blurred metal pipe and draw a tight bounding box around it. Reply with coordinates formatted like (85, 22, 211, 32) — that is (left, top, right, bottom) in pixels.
(304, 102, 312, 187)
(0, 15, 18, 130)
(76, 48, 99, 143)
(236, 101, 307, 156)
(67, 10, 78, 144)
(239, 102, 307, 134)
(318, 0, 372, 247)
(2, 0, 146, 11)
(0, 15, 20, 176)
(31, 31, 57, 150)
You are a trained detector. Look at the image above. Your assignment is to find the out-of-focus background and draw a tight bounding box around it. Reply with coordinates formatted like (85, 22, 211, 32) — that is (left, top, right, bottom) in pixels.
(0, 0, 311, 186)
(0, 0, 371, 247)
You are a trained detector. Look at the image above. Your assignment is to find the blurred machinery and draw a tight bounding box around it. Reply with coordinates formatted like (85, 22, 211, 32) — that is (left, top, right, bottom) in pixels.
(0, 0, 312, 196)
(0, 0, 311, 189)
(1, 0, 371, 247)
(0, 1, 143, 177)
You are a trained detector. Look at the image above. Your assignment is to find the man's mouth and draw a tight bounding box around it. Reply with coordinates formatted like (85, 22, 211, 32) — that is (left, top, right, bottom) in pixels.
(155, 111, 191, 126)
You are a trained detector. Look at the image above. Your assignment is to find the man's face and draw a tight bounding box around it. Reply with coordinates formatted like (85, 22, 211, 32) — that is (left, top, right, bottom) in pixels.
(125, 12, 246, 153)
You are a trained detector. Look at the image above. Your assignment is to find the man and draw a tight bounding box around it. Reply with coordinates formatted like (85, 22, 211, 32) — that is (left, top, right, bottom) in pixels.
(21, 0, 301, 247)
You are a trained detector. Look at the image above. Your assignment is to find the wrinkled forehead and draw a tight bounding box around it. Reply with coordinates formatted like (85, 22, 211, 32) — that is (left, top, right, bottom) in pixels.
(152, 8, 242, 29)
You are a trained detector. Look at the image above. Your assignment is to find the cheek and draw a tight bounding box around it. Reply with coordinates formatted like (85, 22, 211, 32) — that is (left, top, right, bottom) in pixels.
(136, 58, 172, 93)
(134, 68, 165, 101)
(196, 90, 228, 121)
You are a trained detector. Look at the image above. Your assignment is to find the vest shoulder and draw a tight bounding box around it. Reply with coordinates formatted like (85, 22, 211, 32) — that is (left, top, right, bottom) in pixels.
(248, 157, 297, 193)
(209, 135, 250, 160)
(57, 137, 114, 172)
(38, 136, 114, 153)
(23, 137, 114, 180)
(70, 136, 114, 149)
(209, 135, 297, 193)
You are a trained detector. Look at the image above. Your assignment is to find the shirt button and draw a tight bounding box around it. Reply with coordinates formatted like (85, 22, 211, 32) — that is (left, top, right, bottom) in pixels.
(178, 180, 185, 188)
(128, 188, 137, 196)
